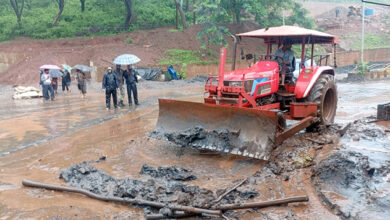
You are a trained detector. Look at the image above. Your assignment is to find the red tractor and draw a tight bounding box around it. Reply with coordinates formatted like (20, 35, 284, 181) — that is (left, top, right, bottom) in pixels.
(154, 26, 338, 160)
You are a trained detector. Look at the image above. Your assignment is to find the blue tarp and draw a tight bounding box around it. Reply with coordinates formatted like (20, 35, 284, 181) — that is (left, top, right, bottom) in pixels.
(168, 65, 179, 80)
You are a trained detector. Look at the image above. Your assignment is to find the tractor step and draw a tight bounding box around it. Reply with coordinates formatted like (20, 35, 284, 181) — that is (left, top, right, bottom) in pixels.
(222, 92, 240, 96)
(276, 92, 296, 97)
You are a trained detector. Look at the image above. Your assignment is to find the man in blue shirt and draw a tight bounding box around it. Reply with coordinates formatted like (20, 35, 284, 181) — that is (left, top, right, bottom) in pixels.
(274, 38, 294, 86)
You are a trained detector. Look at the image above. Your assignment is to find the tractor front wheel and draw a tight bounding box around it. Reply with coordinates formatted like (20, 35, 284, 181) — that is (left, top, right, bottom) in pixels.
(306, 74, 337, 131)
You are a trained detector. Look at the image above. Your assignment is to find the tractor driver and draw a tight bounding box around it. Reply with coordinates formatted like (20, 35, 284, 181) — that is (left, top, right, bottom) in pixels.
(274, 38, 294, 86)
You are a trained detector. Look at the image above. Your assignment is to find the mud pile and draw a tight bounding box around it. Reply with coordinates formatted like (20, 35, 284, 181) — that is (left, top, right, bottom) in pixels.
(342, 117, 387, 141)
(162, 126, 240, 152)
(312, 151, 390, 219)
(60, 162, 216, 210)
(139, 164, 197, 181)
(312, 119, 390, 220)
(58, 161, 301, 218)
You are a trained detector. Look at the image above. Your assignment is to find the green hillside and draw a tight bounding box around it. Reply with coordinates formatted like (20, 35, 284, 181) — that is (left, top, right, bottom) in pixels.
(0, 0, 314, 44)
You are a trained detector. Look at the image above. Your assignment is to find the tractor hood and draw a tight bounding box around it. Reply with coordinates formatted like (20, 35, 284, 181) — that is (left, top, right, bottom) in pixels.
(224, 60, 278, 81)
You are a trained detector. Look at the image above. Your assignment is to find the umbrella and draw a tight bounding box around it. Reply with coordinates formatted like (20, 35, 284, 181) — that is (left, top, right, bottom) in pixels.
(62, 64, 72, 71)
(72, 65, 91, 72)
(40, 64, 61, 70)
(49, 69, 63, 78)
(113, 54, 140, 65)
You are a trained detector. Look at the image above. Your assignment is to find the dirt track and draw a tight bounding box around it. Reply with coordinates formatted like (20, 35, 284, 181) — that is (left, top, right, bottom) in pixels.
(0, 79, 389, 219)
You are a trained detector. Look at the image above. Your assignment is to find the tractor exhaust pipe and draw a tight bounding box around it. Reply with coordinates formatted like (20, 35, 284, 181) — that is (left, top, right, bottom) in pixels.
(231, 34, 238, 71)
(217, 47, 226, 99)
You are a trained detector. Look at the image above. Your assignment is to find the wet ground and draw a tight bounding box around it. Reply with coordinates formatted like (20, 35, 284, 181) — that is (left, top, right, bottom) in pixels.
(0, 79, 389, 219)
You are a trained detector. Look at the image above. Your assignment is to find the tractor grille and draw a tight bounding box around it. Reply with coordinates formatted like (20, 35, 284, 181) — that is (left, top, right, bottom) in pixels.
(224, 80, 253, 93)
(256, 84, 271, 95)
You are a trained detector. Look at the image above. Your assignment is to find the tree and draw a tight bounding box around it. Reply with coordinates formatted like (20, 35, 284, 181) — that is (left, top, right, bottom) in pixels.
(220, 0, 251, 23)
(195, 0, 314, 48)
(80, 0, 85, 12)
(286, 2, 314, 28)
(195, 0, 231, 48)
(26, 0, 32, 10)
(124, 0, 133, 29)
(9, 0, 25, 27)
(174, 0, 186, 29)
(52, 0, 65, 27)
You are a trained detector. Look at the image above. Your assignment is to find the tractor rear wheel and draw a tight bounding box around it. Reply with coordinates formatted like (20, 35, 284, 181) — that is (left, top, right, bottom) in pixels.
(306, 74, 337, 131)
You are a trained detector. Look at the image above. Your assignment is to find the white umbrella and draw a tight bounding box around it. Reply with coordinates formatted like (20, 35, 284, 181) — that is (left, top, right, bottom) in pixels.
(113, 54, 141, 65)
(40, 64, 61, 70)
(49, 69, 63, 78)
(72, 64, 91, 72)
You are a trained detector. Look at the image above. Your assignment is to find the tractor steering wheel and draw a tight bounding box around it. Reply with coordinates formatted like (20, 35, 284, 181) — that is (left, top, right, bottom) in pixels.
(257, 54, 283, 63)
(273, 55, 284, 64)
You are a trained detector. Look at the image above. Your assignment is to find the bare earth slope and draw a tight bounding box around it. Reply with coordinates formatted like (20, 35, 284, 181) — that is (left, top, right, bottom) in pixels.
(0, 23, 260, 86)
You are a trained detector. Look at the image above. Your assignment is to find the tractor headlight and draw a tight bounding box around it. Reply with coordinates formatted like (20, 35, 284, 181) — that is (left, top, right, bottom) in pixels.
(244, 80, 254, 93)
(228, 81, 243, 87)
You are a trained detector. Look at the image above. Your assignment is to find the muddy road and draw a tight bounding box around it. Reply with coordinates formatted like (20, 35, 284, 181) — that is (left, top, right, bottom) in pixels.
(0, 80, 389, 219)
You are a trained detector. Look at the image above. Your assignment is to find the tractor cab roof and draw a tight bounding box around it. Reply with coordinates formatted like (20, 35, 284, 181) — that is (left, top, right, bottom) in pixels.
(236, 25, 337, 44)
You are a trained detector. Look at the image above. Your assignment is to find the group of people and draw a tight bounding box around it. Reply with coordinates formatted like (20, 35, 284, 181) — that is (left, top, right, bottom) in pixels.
(39, 64, 138, 109)
(102, 64, 139, 110)
(40, 68, 88, 101)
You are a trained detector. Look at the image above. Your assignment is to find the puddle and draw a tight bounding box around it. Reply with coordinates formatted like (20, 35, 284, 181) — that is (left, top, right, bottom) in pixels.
(0, 185, 20, 192)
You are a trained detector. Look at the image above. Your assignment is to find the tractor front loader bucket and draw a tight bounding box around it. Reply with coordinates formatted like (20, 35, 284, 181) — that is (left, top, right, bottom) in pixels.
(152, 99, 280, 160)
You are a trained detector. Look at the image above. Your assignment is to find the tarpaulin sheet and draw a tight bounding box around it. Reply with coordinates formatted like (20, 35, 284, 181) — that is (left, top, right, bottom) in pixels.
(134, 67, 162, 80)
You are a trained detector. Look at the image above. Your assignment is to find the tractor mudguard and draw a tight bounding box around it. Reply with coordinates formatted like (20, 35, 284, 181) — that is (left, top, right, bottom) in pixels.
(294, 66, 335, 99)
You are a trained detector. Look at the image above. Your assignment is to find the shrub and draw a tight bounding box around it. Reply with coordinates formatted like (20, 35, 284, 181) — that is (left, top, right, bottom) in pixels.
(125, 37, 133, 44)
(355, 61, 370, 75)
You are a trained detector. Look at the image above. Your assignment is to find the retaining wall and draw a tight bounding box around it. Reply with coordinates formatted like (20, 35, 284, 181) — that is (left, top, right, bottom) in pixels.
(331, 48, 390, 67)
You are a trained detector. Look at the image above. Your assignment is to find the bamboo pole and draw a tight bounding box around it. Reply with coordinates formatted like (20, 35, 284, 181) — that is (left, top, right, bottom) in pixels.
(145, 211, 194, 220)
(214, 196, 309, 211)
(214, 178, 247, 203)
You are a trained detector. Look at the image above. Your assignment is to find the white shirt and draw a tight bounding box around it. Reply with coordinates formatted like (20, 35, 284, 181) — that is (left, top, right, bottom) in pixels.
(41, 73, 52, 85)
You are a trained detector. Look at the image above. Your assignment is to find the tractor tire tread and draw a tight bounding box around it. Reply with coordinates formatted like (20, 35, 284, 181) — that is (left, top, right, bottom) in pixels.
(306, 74, 337, 132)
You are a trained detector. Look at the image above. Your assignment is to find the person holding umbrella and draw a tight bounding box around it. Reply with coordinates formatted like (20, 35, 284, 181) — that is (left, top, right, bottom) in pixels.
(113, 54, 141, 106)
(102, 67, 119, 110)
(41, 69, 55, 101)
(72, 65, 91, 99)
(114, 64, 125, 107)
(62, 68, 71, 93)
(123, 64, 139, 106)
(75, 69, 87, 98)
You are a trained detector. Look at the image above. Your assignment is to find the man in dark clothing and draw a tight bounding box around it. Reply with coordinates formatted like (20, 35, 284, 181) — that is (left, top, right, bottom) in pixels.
(114, 64, 125, 107)
(62, 69, 71, 93)
(102, 67, 119, 110)
(123, 65, 139, 106)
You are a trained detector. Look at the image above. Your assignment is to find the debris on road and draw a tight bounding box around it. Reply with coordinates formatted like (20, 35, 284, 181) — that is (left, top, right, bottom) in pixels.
(139, 164, 197, 181)
(377, 102, 390, 121)
(12, 86, 42, 99)
(21, 161, 311, 219)
(312, 119, 390, 219)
